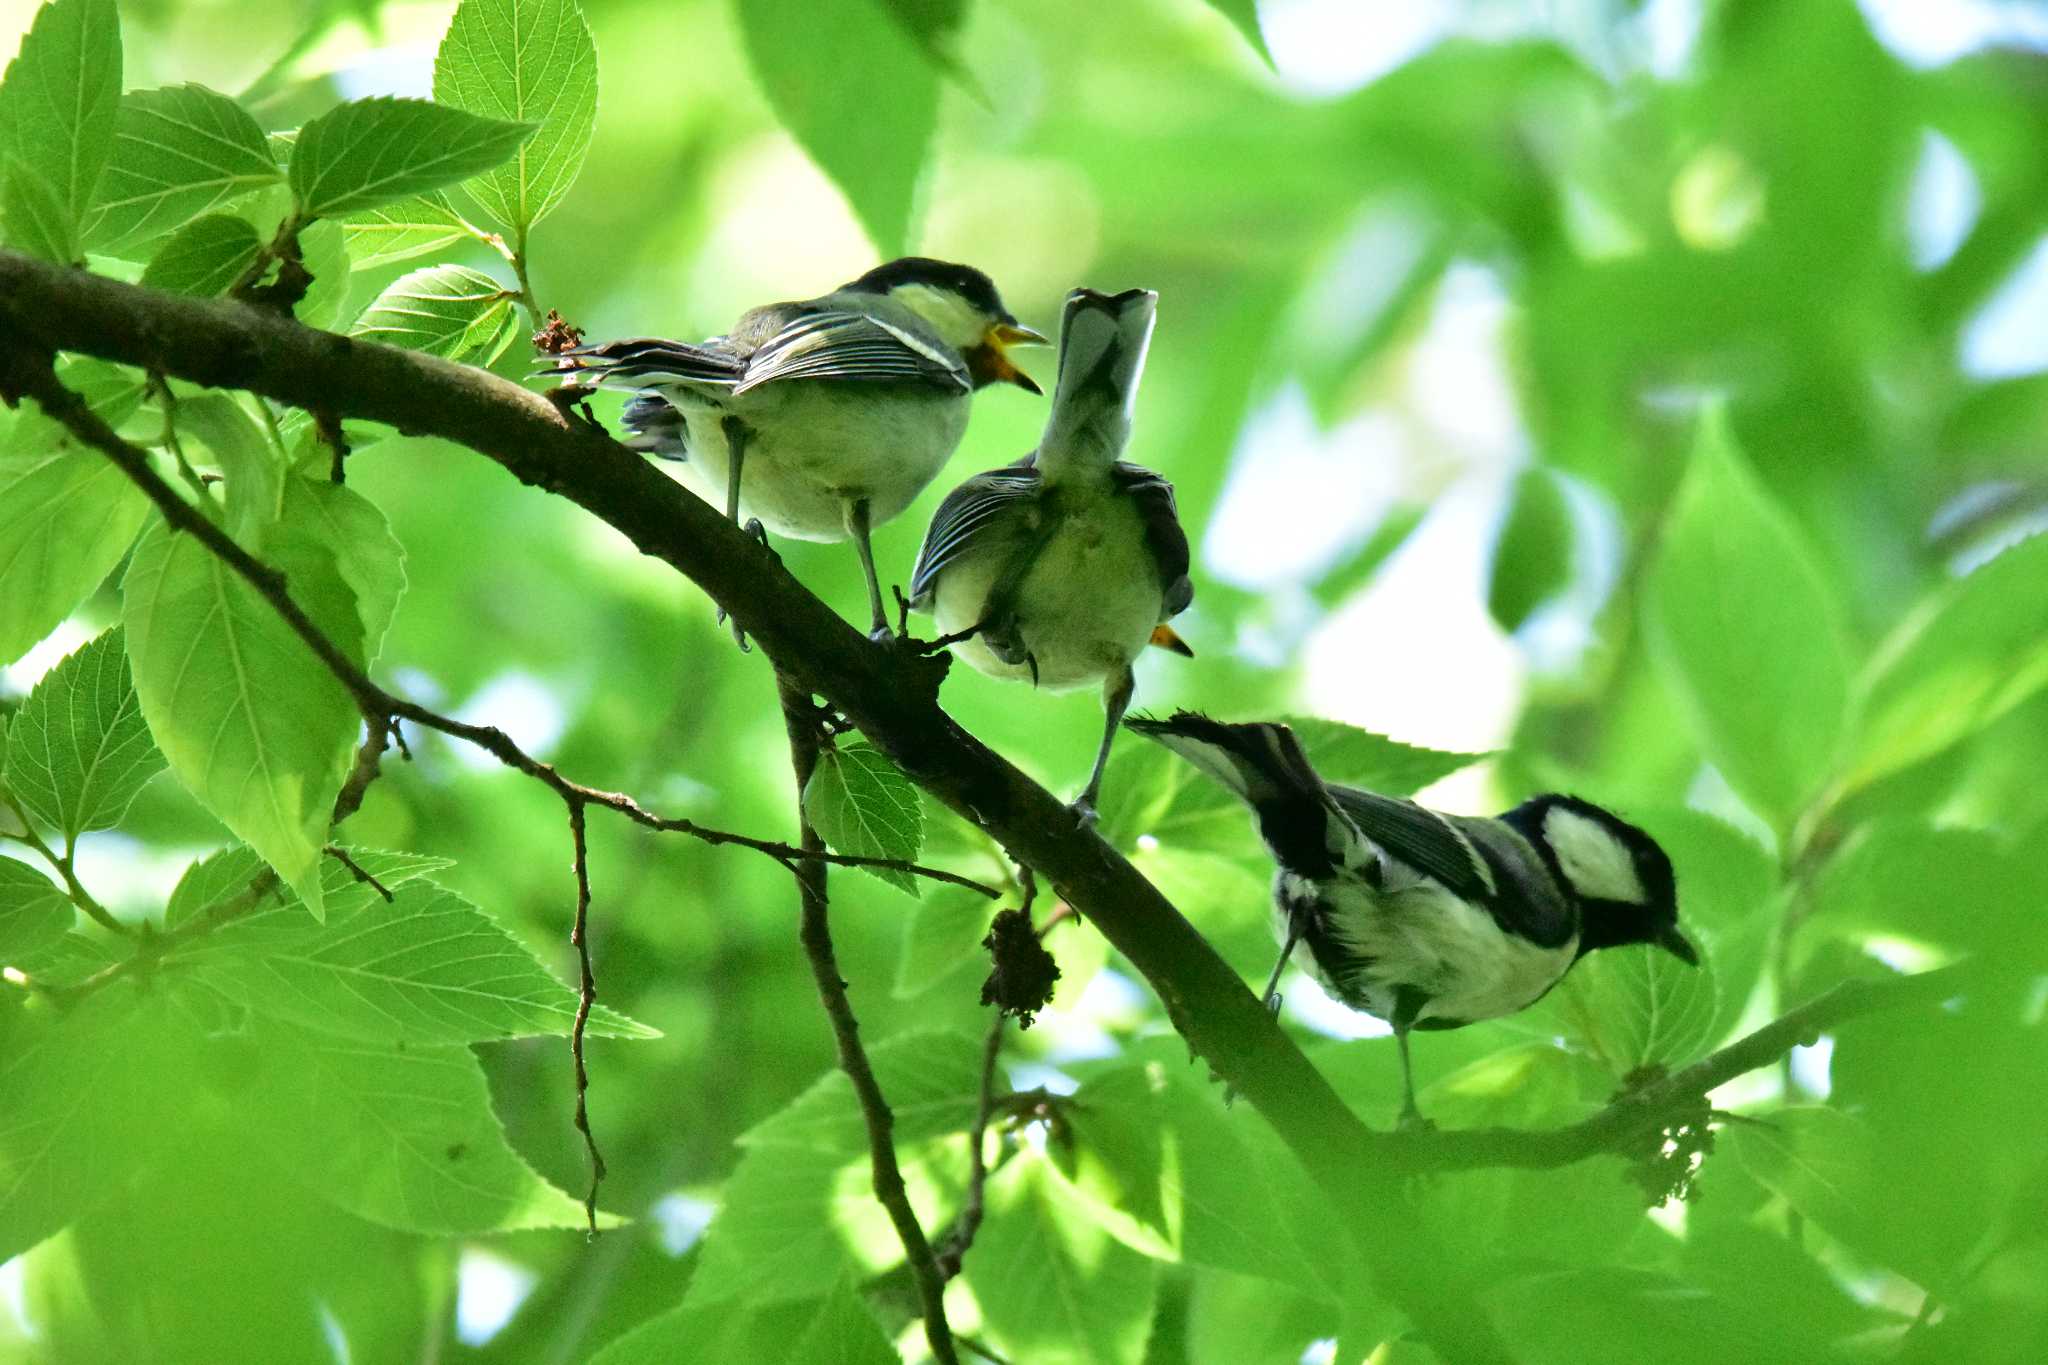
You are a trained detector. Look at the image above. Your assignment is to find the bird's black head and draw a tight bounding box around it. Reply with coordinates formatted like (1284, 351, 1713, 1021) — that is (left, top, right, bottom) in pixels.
(841, 258, 1046, 392)
(1508, 794, 1694, 965)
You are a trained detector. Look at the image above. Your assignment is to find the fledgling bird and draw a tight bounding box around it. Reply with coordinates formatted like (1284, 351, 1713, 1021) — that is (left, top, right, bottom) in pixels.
(1125, 712, 1697, 1127)
(906, 286, 1193, 823)
(550, 258, 1046, 642)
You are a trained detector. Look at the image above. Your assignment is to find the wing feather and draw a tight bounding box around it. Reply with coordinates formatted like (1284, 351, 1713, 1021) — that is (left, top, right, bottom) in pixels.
(734, 311, 969, 395)
(907, 466, 1043, 604)
(1327, 786, 1496, 900)
(1110, 461, 1192, 620)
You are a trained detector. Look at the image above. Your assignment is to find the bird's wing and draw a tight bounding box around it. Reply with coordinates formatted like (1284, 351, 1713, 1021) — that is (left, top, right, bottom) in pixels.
(1110, 462, 1193, 619)
(734, 310, 971, 396)
(907, 465, 1044, 604)
(1327, 786, 1496, 901)
(548, 335, 747, 387)
(1454, 816, 1575, 948)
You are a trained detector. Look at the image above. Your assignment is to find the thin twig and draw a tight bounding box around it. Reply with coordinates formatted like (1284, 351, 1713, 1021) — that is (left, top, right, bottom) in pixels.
(937, 1012, 1005, 1280)
(322, 844, 393, 901)
(779, 673, 959, 1365)
(567, 800, 606, 1233)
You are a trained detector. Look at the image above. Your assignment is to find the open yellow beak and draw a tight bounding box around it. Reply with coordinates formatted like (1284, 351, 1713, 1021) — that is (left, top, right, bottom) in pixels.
(978, 322, 1050, 394)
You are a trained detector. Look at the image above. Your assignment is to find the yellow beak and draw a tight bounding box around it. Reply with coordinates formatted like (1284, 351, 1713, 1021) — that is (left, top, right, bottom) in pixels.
(1148, 624, 1194, 657)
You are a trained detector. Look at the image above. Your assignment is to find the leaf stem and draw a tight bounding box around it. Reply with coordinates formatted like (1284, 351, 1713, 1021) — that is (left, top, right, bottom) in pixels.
(0, 797, 128, 936)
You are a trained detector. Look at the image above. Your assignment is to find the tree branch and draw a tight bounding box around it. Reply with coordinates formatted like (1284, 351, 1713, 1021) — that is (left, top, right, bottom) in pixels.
(0, 249, 1519, 1360)
(1379, 962, 1973, 1173)
(779, 673, 959, 1365)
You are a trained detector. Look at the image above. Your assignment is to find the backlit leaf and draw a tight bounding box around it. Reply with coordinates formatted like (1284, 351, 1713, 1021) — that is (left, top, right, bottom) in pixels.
(433, 0, 599, 235)
(734, 0, 934, 256)
(0, 0, 122, 262)
(802, 741, 924, 895)
(1643, 408, 1852, 825)
(2, 628, 164, 841)
(0, 454, 151, 667)
(141, 213, 262, 297)
(351, 264, 519, 363)
(84, 84, 280, 251)
(287, 97, 535, 220)
(121, 515, 359, 919)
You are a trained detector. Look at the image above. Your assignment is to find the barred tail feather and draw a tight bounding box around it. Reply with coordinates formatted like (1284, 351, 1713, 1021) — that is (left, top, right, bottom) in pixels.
(620, 393, 689, 463)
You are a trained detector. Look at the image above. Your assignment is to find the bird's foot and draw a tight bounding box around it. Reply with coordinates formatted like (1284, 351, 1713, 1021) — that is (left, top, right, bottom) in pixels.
(868, 622, 897, 645)
(1395, 1107, 1436, 1134)
(1067, 798, 1100, 830)
(713, 603, 752, 652)
(742, 518, 769, 548)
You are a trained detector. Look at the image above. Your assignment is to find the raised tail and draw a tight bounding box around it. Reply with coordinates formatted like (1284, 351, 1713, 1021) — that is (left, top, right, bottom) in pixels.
(1123, 711, 1346, 875)
(620, 393, 689, 463)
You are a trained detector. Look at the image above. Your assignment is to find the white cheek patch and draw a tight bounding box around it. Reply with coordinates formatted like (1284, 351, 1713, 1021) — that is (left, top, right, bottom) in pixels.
(1544, 807, 1647, 905)
(892, 284, 988, 351)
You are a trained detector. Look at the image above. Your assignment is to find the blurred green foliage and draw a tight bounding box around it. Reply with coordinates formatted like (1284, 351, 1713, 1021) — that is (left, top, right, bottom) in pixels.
(3, 0, 2048, 1361)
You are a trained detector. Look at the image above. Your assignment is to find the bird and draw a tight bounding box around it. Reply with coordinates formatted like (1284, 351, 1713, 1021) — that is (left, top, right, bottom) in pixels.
(548, 258, 1046, 643)
(1124, 711, 1696, 1127)
(905, 286, 1193, 823)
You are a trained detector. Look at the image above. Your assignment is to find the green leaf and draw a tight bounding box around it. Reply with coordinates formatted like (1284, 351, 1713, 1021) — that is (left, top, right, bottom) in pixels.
(688, 1033, 979, 1307)
(1200, 0, 1275, 65)
(1290, 717, 1485, 793)
(893, 883, 996, 997)
(0, 0, 122, 262)
(734, 0, 935, 256)
(140, 213, 262, 296)
(2, 628, 164, 842)
(163, 842, 269, 928)
(0, 356, 145, 481)
(279, 475, 407, 665)
(0, 990, 194, 1262)
(287, 96, 536, 221)
(180, 879, 659, 1043)
(164, 842, 451, 928)
(874, 0, 973, 82)
(1642, 408, 1852, 825)
(594, 1279, 897, 1365)
(1730, 1104, 1946, 1285)
(966, 1152, 1160, 1365)
(0, 856, 72, 957)
(1801, 820, 2037, 961)
(350, 264, 519, 363)
(3, 163, 78, 261)
(1848, 531, 2048, 789)
(292, 218, 352, 330)
(433, 0, 599, 235)
(244, 1016, 599, 1234)
(0, 455, 151, 668)
(1488, 465, 1576, 633)
(121, 515, 358, 919)
(175, 393, 282, 544)
(802, 741, 925, 895)
(742, 1029, 981, 1153)
(340, 191, 472, 268)
(84, 84, 280, 251)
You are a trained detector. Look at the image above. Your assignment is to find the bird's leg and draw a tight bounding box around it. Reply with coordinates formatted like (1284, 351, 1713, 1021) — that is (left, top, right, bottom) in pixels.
(1258, 910, 1304, 1016)
(1391, 989, 1434, 1132)
(1070, 664, 1134, 827)
(716, 417, 755, 650)
(844, 498, 892, 642)
(719, 415, 748, 527)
